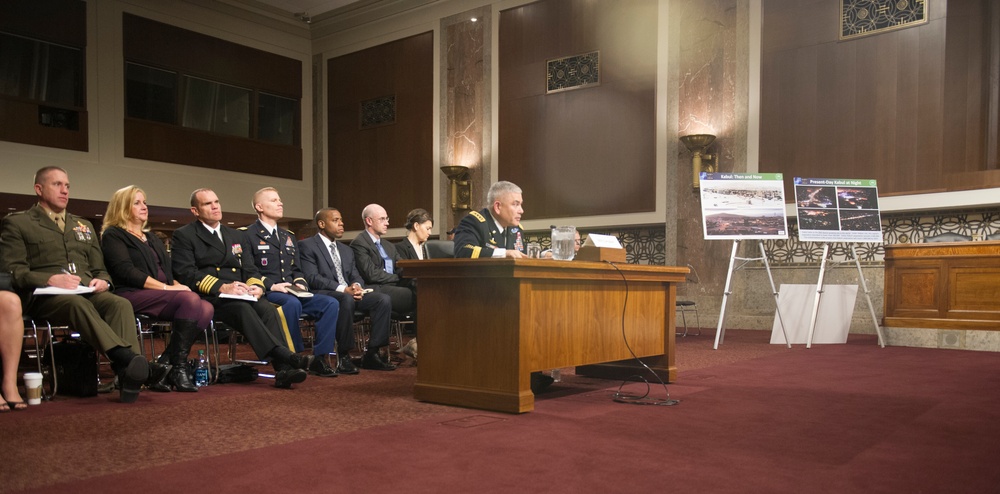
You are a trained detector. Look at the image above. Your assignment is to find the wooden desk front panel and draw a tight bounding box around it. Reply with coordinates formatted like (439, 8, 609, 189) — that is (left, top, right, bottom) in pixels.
(522, 279, 666, 370)
(884, 241, 1000, 329)
(405, 259, 684, 413)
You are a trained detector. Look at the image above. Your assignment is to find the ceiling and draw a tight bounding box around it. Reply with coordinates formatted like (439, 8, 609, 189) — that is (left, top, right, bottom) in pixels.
(254, 0, 359, 16)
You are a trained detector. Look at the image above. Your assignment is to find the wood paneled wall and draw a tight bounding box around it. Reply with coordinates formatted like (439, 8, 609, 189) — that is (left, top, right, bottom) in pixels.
(760, 0, 996, 198)
(326, 32, 434, 228)
(498, 0, 658, 220)
(121, 14, 303, 180)
(123, 14, 301, 98)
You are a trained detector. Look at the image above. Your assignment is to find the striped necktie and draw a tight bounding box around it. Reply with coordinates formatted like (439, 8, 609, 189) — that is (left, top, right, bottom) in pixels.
(329, 243, 348, 286)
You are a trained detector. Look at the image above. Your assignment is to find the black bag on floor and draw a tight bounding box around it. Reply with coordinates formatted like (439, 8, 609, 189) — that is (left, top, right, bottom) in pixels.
(46, 338, 99, 397)
(185, 362, 258, 384)
(214, 363, 258, 383)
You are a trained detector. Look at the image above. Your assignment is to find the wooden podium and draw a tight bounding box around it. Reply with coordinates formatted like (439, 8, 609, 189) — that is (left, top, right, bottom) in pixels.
(884, 240, 1000, 329)
(399, 258, 688, 413)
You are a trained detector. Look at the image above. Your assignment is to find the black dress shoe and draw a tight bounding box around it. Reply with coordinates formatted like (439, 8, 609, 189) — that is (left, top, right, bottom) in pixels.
(287, 353, 314, 371)
(337, 355, 360, 375)
(361, 351, 397, 371)
(119, 355, 150, 403)
(146, 362, 172, 392)
(273, 368, 308, 389)
(530, 371, 555, 394)
(309, 356, 339, 377)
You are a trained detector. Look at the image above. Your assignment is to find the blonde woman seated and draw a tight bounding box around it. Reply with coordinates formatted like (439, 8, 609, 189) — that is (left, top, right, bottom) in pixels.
(392, 208, 433, 359)
(101, 186, 213, 392)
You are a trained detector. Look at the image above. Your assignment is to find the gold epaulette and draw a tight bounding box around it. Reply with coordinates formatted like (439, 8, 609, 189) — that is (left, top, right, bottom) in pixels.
(468, 245, 482, 258)
(470, 211, 486, 222)
(286, 229, 295, 235)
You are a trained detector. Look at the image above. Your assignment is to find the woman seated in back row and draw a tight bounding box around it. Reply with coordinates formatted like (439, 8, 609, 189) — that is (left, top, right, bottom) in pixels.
(396, 208, 433, 261)
(392, 208, 433, 360)
(101, 185, 214, 392)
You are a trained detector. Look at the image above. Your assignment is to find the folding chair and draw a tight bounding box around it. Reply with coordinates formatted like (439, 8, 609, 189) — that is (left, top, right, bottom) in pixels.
(22, 316, 57, 399)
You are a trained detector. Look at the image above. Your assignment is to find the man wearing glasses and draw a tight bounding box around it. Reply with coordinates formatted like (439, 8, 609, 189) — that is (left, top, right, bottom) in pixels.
(349, 204, 415, 370)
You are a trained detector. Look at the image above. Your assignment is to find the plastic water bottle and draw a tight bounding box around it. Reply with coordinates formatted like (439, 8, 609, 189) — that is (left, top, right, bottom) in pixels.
(194, 350, 209, 387)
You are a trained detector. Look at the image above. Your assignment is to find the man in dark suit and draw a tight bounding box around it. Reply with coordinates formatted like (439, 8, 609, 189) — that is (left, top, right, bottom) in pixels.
(349, 204, 416, 315)
(453, 181, 527, 259)
(170, 188, 310, 388)
(242, 187, 340, 377)
(0, 166, 154, 403)
(300, 208, 394, 372)
(452, 181, 553, 392)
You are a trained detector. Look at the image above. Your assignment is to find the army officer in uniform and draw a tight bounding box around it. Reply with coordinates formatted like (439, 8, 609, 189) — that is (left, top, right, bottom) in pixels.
(242, 187, 340, 377)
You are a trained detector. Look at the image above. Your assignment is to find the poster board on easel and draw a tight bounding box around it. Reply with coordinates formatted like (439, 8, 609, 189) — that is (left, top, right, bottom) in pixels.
(699, 172, 790, 349)
(792, 177, 886, 348)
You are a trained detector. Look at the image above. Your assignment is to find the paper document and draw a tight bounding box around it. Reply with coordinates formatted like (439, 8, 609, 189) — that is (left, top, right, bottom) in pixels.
(34, 286, 96, 295)
(285, 286, 314, 298)
(219, 293, 257, 302)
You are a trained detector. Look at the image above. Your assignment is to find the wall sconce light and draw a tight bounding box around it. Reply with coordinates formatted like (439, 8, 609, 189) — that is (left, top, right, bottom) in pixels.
(440, 165, 472, 211)
(680, 134, 717, 189)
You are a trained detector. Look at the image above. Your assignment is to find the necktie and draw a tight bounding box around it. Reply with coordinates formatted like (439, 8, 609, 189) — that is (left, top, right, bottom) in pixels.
(376, 241, 394, 274)
(329, 243, 348, 286)
(54, 214, 65, 232)
(215, 229, 223, 245)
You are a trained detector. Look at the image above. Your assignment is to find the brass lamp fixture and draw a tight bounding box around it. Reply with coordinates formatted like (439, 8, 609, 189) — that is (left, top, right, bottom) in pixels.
(680, 134, 717, 189)
(440, 165, 472, 211)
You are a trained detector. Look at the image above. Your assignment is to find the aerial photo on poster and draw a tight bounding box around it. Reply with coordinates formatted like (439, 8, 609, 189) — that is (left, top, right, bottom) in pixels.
(699, 172, 788, 240)
(794, 177, 883, 243)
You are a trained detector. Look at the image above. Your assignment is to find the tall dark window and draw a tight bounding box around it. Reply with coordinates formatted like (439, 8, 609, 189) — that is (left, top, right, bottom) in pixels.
(0, 32, 84, 108)
(125, 62, 176, 124)
(181, 76, 251, 138)
(258, 92, 296, 146)
(0, 0, 88, 153)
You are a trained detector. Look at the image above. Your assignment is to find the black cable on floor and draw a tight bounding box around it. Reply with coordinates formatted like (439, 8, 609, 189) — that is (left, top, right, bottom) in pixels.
(606, 261, 680, 407)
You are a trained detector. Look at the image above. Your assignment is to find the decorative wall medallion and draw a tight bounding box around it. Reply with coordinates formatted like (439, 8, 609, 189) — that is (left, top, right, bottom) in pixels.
(840, 0, 927, 40)
(546, 51, 600, 94)
(360, 95, 396, 129)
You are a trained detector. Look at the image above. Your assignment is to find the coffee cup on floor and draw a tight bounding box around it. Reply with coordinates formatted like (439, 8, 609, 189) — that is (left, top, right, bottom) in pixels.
(23, 372, 43, 405)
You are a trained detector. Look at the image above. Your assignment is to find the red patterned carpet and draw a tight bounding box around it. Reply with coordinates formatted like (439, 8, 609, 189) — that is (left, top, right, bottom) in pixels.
(3, 330, 999, 493)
